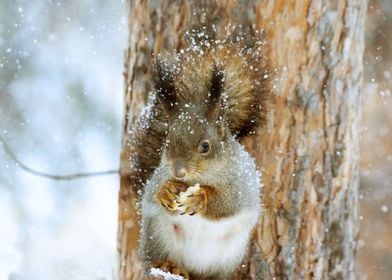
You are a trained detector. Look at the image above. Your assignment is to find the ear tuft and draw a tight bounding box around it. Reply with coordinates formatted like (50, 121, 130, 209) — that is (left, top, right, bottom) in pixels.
(209, 65, 224, 106)
(153, 57, 177, 117)
(207, 65, 224, 120)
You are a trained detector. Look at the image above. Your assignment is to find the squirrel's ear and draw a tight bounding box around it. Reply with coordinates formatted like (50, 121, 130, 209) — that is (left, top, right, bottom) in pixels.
(206, 65, 224, 120)
(153, 57, 177, 117)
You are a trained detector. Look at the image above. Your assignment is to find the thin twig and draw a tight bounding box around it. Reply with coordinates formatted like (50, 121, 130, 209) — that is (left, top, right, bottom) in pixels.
(0, 135, 119, 180)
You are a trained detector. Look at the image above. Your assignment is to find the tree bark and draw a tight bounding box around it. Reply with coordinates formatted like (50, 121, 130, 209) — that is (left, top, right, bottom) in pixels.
(118, 1, 367, 279)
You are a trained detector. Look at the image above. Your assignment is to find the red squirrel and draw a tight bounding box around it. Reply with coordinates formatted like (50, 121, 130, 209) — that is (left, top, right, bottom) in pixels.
(139, 38, 269, 279)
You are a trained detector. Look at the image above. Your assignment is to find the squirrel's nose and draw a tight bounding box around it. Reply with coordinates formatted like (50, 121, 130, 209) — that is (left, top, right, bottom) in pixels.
(173, 167, 186, 179)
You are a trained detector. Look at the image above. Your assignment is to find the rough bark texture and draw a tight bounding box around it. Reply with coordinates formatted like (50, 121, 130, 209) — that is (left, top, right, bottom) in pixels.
(118, 1, 367, 279)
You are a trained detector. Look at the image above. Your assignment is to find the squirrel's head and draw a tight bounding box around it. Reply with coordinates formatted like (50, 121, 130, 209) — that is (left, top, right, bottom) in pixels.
(154, 57, 230, 182)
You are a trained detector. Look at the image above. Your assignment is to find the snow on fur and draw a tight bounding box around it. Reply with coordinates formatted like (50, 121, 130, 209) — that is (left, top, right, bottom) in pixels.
(150, 268, 185, 280)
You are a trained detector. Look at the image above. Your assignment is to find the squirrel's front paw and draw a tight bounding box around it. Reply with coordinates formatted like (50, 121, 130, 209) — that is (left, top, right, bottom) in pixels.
(156, 180, 188, 211)
(177, 185, 207, 216)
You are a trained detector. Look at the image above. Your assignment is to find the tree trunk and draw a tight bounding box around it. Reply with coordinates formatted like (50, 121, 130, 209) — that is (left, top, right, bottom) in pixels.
(117, 1, 367, 279)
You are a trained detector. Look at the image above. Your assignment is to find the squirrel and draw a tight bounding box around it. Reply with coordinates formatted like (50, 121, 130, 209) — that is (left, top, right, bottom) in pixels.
(138, 37, 269, 280)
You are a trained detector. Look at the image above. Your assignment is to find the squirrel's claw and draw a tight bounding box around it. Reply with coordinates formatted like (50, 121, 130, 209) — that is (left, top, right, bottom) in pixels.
(156, 180, 188, 212)
(179, 187, 207, 216)
(156, 181, 208, 216)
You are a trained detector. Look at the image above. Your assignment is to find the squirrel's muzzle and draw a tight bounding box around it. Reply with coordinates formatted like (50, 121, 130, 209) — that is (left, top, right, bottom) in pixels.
(171, 162, 187, 179)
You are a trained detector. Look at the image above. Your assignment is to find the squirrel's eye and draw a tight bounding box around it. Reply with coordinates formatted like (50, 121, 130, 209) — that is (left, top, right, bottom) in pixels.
(198, 140, 210, 154)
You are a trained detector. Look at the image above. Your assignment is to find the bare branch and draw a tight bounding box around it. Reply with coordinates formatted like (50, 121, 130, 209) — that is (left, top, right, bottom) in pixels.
(0, 135, 119, 180)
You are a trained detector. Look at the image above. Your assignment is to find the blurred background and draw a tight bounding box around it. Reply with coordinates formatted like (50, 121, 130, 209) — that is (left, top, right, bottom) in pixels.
(0, 0, 126, 279)
(0, 0, 390, 279)
(359, 1, 392, 279)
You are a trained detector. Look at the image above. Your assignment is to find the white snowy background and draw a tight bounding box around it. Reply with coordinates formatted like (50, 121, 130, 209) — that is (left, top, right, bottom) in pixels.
(0, 0, 126, 279)
(0, 0, 390, 280)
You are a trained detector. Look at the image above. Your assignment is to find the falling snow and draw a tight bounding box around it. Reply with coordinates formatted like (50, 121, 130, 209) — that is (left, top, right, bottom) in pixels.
(0, 1, 126, 279)
(0, 0, 391, 279)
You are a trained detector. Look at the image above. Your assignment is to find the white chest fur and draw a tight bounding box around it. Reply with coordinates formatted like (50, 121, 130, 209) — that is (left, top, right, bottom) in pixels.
(156, 210, 257, 276)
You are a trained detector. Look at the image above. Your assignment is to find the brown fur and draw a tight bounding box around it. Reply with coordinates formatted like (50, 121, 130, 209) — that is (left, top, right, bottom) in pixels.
(126, 101, 168, 191)
(173, 42, 269, 138)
